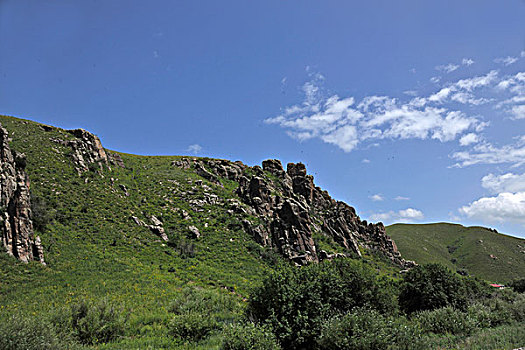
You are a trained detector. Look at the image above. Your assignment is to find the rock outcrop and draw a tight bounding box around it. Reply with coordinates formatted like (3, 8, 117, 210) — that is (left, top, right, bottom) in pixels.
(0, 124, 44, 264)
(51, 128, 109, 174)
(179, 157, 414, 268)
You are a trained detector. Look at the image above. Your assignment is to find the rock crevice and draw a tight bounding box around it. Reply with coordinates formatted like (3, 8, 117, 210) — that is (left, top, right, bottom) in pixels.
(0, 124, 44, 264)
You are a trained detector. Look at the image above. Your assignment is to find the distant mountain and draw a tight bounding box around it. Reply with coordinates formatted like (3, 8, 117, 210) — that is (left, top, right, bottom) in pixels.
(386, 223, 525, 283)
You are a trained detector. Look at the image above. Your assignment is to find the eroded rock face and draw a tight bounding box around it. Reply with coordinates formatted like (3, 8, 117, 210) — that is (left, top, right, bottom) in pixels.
(51, 128, 109, 174)
(188, 156, 413, 267)
(0, 124, 44, 264)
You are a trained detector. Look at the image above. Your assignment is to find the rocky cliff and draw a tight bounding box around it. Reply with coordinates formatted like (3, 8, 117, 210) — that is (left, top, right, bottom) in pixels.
(0, 124, 44, 264)
(174, 157, 415, 268)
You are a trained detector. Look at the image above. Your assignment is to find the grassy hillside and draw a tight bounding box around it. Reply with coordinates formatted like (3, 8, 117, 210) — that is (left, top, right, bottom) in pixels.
(0, 115, 279, 348)
(387, 223, 525, 283)
(1, 115, 524, 349)
(0, 115, 399, 348)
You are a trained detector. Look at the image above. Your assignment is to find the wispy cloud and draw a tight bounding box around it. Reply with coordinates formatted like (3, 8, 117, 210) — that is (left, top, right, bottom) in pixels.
(436, 63, 459, 73)
(394, 196, 410, 201)
(494, 56, 518, 66)
(187, 144, 202, 154)
(481, 172, 525, 194)
(370, 194, 384, 201)
(451, 138, 525, 167)
(462, 58, 475, 66)
(266, 68, 493, 153)
(370, 208, 424, 223)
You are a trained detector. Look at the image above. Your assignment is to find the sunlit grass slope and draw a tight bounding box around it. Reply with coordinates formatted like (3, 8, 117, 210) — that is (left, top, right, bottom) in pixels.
(386, 223, 525, 283)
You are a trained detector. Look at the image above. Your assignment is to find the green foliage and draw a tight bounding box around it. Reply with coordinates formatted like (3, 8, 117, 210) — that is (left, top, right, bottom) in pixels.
(167, 287, 244, 343)
(0, 314, 71, 350)
(415, 306, 477, 335)
(509, 277, 525, 293)
(53, 299, 128, 345)
(318, 309, 425, 350)
(399, 263, 469, 314)
(169, 313, 221, 342)
(221, 322, 281, 350)
(247, 259, 397, 349)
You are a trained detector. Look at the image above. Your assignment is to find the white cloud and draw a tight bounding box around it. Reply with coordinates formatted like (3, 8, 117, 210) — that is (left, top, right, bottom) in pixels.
(370, 194, 384, 201)
(521, 51, 525, 58)
(395, 196, 410, 201)
(267, 69, 489, 152)
(455, 70, 498, 91)
(509, 104, 525, 119)
(494, 56, 518, 66)
(462, 58, 475, 66)
(370, 208, 424, 223)
(481, 172, 525, 194)
(436, 63, 459, 73)
(459, 133, 480, 146)
(187, 144, 202, 154)
(459, 192, 525, 225)
(430, 76, 441, 84)
(321, 125, 359, 152)
(403, 90, 418, 96)
(451, 140, 525, 167)
(362, 158, 371, 164)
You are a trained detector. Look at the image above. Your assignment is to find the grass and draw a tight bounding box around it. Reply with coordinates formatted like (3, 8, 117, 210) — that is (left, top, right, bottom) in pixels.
(1, 114, 524, 349)
(387, 223, 525, 283)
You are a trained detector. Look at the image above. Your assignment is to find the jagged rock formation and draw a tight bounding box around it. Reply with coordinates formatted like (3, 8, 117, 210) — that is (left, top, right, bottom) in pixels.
(174, 157, 414, 268)
(0, 124, 44, 264)
(51, 128, 110, 174)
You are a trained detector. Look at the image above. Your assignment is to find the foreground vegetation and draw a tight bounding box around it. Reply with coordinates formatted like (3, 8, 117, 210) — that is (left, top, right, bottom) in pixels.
(1, 259, 524, 349)
(0, 115, 524, 349)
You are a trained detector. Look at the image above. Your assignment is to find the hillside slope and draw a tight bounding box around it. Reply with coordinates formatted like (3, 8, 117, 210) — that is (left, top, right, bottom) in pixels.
(387, 223, 525, 283)
(0, 114, 405, 321)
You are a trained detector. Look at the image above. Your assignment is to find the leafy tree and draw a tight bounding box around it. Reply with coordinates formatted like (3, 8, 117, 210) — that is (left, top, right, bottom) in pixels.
(247, 259, 396, 349)
(399, 263, 467, 314)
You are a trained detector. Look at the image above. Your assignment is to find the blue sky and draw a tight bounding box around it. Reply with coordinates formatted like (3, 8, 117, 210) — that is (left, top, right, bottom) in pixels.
(1, 1, 525, 237)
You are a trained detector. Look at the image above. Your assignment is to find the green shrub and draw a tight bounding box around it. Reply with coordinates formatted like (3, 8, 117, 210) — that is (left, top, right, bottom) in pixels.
(415, 306, 477, 335)
(53, 299, 128, 345)
(509, 277, 525, 293)
(247, 259, 398, 349)
(221, 322, 280, 350)
(0, 314, 70, 350)
(317, 308, 425, 350)
(168, 313, 221, 341)
(169, 287, 242, 322)
(399, 264, 468, 314)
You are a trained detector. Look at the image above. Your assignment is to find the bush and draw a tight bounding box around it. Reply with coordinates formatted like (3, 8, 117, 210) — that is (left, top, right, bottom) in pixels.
(317, 308, 425, 350)
(415, 306, 477, 335)
(0, 314, 70, 350)
(509, 277, 525, 293)
(247, 259, 398, 349)
(221, 322, 280, 350)
(52, 299, 127, 345)
(168, 313, 221, 341)
(168, 287, 242, 322)
(399, 264, 468, 314)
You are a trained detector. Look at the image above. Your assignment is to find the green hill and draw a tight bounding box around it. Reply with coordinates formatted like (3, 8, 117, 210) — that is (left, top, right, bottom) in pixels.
(0, 114, 403, 348)
(386, 223, 525, 283)
(1, 115, 524, 349)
